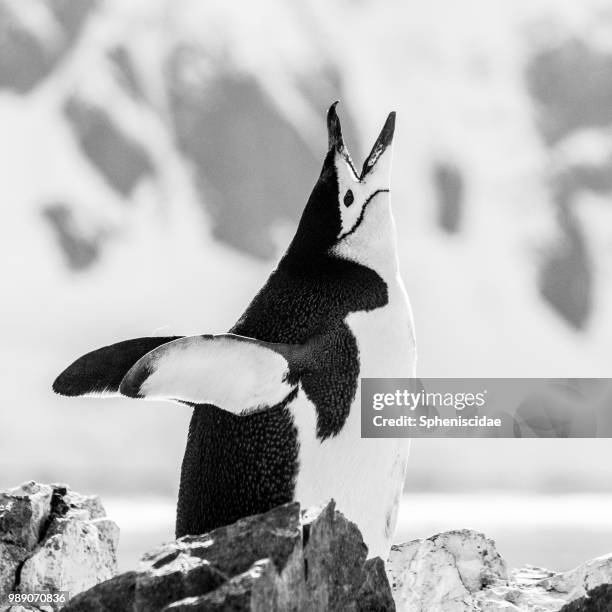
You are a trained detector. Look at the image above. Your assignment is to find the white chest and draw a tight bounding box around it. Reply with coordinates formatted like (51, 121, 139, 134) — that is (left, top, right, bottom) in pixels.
(290, 277, 416, 559)
(347, 274, 416, 379)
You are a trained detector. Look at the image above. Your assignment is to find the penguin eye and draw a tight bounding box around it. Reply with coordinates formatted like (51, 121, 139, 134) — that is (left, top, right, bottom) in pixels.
(343, 189, 354, 207)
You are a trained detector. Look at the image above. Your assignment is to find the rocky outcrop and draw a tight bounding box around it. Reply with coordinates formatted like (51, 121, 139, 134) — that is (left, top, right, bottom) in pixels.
(2, 482, 612, 611)
(64, 500, 393, 612)
(0, 482, 118, 612)
(388, 530, 612, 612)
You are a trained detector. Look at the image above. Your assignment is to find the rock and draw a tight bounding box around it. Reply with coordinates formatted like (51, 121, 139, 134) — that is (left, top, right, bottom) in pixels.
(154, 501, 304, 580)
(302, 501, 368, 610)
(138, 499, 305, 611)
(539, 554, 612, 600)
(66, 500, 394, 611)
(164, 559, 279, 611)
(388, 529, 508, 612)
(61, 488, 107, 521)
(5, 481, 610, 611)
(0, 482, 118, 609)
(19, 516, 118, 595)
(388, 532, 612, 612)
(473, 566, 567, 611)
(62, 571, 137, 612)
(135, 554, 227, 612)
(0, 482, 53, 551)
(357, 558, 396, 612)
(0, 543, 28, 597)
(558, 583, 612, 611)
(0, 482, 55, 599)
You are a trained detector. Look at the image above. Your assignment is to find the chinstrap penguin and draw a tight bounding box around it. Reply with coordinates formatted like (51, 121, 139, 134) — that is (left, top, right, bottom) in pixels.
(53, 102, 417, 559)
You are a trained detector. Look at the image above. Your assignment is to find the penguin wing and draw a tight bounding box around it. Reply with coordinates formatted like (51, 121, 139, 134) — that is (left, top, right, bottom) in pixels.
(53, 336, 183, 397)
(118, 334, 311, 414)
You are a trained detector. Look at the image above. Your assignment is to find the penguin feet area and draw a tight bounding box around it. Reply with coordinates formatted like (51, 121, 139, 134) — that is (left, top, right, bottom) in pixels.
(2, 482, 612, 612)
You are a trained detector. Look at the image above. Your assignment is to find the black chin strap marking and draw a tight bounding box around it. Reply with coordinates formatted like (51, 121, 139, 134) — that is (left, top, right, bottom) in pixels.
(337, 189, 389, 241)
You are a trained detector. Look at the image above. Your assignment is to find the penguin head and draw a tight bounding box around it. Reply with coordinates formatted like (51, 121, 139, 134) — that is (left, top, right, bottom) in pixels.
(286, 102, 397, 271)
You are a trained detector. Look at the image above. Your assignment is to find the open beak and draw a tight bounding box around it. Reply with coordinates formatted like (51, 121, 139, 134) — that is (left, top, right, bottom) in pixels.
(360, 111, 395, 179)
(327, 102, 395, 181)
(327, 101, 358, 176)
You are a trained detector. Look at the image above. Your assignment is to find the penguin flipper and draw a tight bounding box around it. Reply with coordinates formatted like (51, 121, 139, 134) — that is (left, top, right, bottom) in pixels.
(119, 334, 305, 414)
(53, 336, 183, 397)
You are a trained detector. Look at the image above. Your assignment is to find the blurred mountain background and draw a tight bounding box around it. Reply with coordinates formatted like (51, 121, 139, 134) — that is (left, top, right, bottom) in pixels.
(1, 0, 611, 570)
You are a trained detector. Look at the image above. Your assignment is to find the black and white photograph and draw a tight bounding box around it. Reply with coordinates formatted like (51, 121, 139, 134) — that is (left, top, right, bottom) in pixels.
(1, 1, 612, 610)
